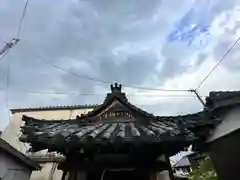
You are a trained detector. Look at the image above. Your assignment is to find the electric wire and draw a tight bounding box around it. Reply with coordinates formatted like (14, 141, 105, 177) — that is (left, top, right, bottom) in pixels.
(3, 52, 29, 150)
(0, 0, 28, 62)
(196, 35, 240, 90)
(0, 49, 10, 62)
(35, 55, 190, 92)
(0, 87, 206, 98)
(16, 0, 29, 37)
(23, 92, 206, 98)
(5, 57, 11, 122)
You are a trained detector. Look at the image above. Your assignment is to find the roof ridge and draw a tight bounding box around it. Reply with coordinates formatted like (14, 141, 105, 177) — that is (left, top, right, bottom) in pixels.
(10, 104, 99, 113)
(173, 156, 190, 167)
(206, 91, 240, 110)
(210, 90, 240, 93)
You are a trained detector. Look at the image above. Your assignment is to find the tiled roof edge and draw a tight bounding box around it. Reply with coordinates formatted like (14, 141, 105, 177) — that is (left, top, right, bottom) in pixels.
(10, 104, 99, 113)
(28, 154, 66, 163)
(206, 91, 240, 110)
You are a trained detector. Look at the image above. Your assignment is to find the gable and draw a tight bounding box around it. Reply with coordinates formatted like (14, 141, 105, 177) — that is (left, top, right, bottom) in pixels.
(173, 156, 190, 168)
(97, 100, 136, 122)
(80, 83, 156, 122)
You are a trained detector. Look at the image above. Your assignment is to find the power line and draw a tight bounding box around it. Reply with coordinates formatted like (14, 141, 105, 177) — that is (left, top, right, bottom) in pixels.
(24, 92, 206, 98)
(5, 56, 11, 123)
(0, 49, 10, 62)
(35, 55, 110, 84)
(196, 35, 240, 90)
(0, 0, 28, 62)
(0, 87, 206, 98)
(17, 0, 29, 37)
(124, 84, 189, 92)
(35, 55, 190, 92)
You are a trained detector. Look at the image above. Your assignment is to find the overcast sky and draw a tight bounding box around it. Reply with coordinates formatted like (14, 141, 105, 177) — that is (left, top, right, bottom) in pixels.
(1, 0, 240, 130)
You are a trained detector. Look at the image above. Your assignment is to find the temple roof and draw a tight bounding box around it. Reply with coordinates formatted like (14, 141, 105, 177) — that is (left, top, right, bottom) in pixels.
(156, 111, 207, 128)
(20, 114, 194, 153)
(20, 83, 200, 155)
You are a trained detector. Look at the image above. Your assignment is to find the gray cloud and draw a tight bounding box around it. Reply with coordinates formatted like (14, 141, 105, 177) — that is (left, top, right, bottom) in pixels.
(1, 0, 240, 130)
(139, 97, 203, 116)
(212, 18, 240, 72)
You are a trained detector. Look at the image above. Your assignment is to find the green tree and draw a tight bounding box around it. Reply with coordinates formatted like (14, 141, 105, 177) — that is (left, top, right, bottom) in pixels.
(188, 156, 218, 180)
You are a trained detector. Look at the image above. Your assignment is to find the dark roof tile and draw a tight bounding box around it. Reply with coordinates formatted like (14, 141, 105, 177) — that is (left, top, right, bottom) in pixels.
(206, 91, 240, 110)
(20, 115, 195, 153)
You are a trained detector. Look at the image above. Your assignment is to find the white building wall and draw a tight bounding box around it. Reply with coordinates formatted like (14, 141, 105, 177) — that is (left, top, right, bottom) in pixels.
(1, 108, 93, 180)
(0, 150, 32, 180)
(207, 106, 240, 142)
(173, 167, 191, 176)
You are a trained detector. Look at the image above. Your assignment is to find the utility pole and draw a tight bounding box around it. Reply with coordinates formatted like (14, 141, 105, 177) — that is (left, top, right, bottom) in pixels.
(0, 38, 20, 56)
(189, 89, 206, 108)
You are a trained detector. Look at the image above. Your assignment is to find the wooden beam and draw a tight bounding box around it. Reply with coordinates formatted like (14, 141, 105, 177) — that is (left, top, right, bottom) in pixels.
(61, 171, 67, 180)
(59, 156, 168, 172)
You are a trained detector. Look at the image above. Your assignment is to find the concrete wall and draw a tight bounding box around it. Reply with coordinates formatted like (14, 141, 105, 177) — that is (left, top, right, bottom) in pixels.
(206, 106, 240, 180)
(207, 105, 240, 142)
(0, 149, 32, 180)
(209, 129, 240, 180)
(1, 108, 93, 180)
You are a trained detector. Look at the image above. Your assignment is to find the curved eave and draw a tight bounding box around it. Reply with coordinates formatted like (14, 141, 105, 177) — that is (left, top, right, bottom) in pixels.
(20, 114, 196, 154)
(21, 109, 207, 129)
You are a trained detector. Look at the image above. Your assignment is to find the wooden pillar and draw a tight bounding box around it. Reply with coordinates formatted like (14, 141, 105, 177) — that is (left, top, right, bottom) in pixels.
(158, 171, 171, 180)
(76, 171, 87, 180)
(150, 171, 157, 180)
(68, 170, 77, 180)
(65, 170, 87, 180)
(61, 171, 67, 180)
(166, 154, 174, 180)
